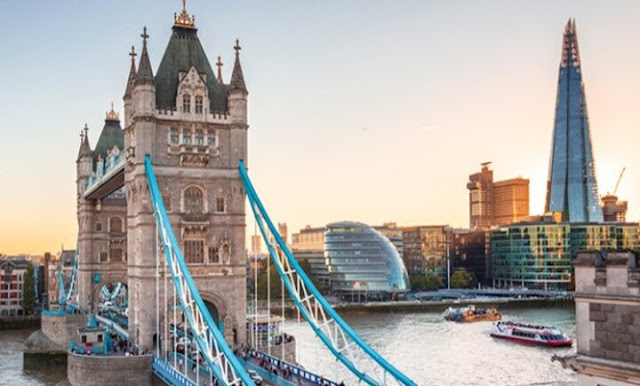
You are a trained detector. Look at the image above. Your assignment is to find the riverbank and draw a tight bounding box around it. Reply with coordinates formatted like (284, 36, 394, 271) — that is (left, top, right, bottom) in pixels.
(0, 315, 40, 331)
(275, 296, 573, 317)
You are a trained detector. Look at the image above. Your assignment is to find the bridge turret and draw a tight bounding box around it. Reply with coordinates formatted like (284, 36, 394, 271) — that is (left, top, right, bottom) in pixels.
(123, 45, 137, 130)
(228, 39, 249, 165)
(131, 27, 156, 163)
(75, 124, 97, 312)
(228, 39, 248, 125)
(76, 124, 93, 188)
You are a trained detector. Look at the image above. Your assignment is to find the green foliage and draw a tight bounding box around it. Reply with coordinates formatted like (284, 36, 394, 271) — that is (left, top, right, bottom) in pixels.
(257, 265, 284, 300)
(23, 262, 36, 313)
(424, 274, 444, 290)
(410, 274, 444, 291)
(254, 258, 325, 299)
(450, 269, 476, 289)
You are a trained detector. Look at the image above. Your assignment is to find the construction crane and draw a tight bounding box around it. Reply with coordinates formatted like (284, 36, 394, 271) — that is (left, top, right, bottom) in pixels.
(612, 167, 626, 196)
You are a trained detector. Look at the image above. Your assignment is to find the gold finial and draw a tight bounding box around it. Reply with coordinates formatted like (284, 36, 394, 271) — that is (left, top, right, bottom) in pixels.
(174, 0, 195, 29)
(106, 102, 120, 121)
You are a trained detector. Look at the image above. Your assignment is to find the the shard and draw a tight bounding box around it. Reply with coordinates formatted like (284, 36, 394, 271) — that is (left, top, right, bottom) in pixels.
(545, 19, 603, 223)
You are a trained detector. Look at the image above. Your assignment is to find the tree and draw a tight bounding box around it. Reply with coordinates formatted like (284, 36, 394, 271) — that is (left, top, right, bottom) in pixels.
(257, 265, 292, 300)
(409, 274, 443, 291)
(23, 262, 36, 314)
(298, 258, 323, 291)
(450, 269, 476, 289)
(410, 275, 426, 291)
(424, 274, 444, 290)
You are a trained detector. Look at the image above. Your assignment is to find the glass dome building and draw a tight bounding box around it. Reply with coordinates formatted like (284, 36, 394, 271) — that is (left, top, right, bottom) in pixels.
(324, 221, 410, 299)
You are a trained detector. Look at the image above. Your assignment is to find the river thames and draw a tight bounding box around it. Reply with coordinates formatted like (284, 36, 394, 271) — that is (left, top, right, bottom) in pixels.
(1, 306, 576, 385)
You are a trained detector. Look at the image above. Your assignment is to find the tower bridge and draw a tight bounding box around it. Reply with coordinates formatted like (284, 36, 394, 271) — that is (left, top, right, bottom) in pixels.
(32, 3, 417, 385)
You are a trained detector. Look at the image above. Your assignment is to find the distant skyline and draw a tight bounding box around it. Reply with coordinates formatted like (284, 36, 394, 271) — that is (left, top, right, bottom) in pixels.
(2, 1, 640, 254)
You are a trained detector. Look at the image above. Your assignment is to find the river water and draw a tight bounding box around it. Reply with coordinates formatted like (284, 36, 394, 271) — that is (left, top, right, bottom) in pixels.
(282, 307, 577, 386)
(0, 307, 576, 385)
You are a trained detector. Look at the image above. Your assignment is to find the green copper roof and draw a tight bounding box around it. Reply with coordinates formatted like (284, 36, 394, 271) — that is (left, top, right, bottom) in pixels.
(93, 119, 124, 163)
(155, 26, 228, 113)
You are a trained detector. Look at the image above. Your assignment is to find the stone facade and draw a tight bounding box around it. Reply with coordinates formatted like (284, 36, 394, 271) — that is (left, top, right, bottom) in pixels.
(67, 351, 153, 386)
(560, 251, 640, 385)
(75, 8, 248, 351)
(40, 313, 85, 347)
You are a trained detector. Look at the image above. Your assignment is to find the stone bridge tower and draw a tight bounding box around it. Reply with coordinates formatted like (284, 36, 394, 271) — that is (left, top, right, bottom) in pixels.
(76, 3, 248, 351)
(124, 5, 248, 350)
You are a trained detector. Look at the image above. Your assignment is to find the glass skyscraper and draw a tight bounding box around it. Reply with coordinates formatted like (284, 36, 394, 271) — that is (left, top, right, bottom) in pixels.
(324, 221, 410, 299)
(545, 20, 603, 223)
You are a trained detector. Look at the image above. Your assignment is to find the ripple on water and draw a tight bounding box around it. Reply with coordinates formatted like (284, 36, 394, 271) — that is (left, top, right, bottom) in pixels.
(283, 307, 577, 386)
(0, 329, 67, 386)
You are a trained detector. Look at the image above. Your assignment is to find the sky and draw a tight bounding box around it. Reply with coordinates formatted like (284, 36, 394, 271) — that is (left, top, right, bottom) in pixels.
(2, 0, 640, 255)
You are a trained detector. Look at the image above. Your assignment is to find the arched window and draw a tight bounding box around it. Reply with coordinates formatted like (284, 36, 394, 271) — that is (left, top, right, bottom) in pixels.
(184, 186, 204, 214)
(109, 217, 123, 233)
(183, 94, 191, 113)
(170, 128, 179, 144)
(182, 129, 192, 145)
(195, 96, 203, 114)
(195, 130, 204, 145)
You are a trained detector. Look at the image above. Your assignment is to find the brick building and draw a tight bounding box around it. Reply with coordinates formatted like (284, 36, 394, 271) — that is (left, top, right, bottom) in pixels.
(0, 258, 28, 317)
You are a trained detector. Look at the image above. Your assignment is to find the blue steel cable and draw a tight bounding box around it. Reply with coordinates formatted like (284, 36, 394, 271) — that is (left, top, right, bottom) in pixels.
(239, 160, 417, 386)
(145, 155, 255, 386)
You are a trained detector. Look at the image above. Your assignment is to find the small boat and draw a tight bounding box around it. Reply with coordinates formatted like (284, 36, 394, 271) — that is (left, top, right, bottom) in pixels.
(443, 305, 502, 322)
(490, 321, 573, 347)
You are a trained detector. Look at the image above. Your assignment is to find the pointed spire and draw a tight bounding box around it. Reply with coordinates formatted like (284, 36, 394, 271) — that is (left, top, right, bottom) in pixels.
(560, 18, 581, 69)
(124, 46, 137, 98)
(77, 124, 92, 159)
(136, 27, 154, 85)
(230, 39, 247, 92)
(216, 56, 224, 84)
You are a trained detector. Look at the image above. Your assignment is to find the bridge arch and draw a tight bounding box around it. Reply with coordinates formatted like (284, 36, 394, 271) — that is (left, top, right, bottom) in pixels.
(90, 272, 128, 311)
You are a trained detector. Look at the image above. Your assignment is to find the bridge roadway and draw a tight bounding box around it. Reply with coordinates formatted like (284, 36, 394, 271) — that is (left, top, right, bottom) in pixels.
(96, 313, 338, 386)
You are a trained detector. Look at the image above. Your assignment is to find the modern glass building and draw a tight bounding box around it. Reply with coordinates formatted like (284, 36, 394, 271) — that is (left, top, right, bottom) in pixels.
(324, 221, 410, 299)
(491, 222, 640, 290)
(545, 20, 603, 222)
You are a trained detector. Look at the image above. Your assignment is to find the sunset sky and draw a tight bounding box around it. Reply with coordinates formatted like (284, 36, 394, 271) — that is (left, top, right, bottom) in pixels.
(2, 0, 640, 255)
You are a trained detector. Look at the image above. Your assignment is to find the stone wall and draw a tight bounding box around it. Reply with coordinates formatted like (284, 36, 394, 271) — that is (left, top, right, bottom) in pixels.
(588, 303, 640, 363)
(569, 251, 640, 385)
(41, 313, 85, 347)
(68, 352, 152, 386)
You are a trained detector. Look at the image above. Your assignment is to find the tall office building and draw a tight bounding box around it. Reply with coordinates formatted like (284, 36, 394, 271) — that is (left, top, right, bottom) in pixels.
(545, 20, 603, 222)
(467, 162, 494, 229)
(493, 178, 530, 226)
(467, 163, 530, 229)
(402, 225, 450, 276)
